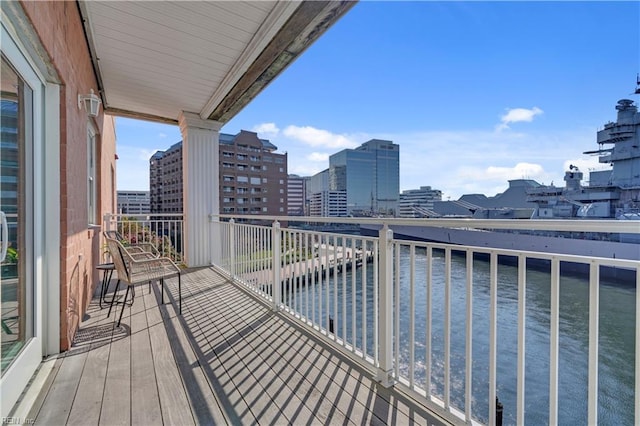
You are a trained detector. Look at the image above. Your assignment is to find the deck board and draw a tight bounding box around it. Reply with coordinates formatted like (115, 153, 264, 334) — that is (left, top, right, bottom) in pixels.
(130, 288, 162, 426)
(31, 267, 448, 426)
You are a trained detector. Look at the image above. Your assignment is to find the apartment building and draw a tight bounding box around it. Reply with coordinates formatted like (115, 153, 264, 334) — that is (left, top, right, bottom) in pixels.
(287, 174, 306, 216)
(150, 141, 183, 213)
(150, 131, 287, 217)
(117, 190, 151, 214)
(309, 190, 347, 217)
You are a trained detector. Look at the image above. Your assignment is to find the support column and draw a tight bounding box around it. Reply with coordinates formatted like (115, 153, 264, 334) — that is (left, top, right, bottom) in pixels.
(179, 112, 222, 267)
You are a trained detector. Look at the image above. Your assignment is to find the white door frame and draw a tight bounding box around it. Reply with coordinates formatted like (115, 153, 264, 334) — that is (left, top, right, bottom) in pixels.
(0, 16, 60, 417)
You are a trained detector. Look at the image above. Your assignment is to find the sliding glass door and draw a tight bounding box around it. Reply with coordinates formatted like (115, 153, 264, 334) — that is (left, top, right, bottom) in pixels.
(1, 53, 34, 376)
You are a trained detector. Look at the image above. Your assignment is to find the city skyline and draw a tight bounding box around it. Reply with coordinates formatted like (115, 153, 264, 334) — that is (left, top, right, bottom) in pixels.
(115, 1, 639, 200)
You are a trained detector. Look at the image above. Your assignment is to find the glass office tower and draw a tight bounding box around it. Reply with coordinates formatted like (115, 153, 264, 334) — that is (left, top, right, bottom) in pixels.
(329, 139, 399, 216)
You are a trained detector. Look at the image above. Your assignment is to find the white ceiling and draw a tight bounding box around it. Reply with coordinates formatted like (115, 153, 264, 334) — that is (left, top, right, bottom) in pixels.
(78, 1, 355, 124)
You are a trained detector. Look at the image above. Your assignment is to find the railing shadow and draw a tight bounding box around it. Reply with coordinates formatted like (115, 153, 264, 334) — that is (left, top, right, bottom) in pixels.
(158, 267, 446, 425)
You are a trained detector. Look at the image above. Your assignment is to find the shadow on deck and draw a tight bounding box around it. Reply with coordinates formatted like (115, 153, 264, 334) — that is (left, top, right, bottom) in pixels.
(27, 267, 448, 425)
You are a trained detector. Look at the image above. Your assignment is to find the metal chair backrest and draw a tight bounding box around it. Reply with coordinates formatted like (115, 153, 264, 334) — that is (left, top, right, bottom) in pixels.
(105, 236, 131, 283)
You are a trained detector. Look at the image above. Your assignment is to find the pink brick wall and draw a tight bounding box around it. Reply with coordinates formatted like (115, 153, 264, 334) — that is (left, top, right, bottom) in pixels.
(21, 1, 117, 350)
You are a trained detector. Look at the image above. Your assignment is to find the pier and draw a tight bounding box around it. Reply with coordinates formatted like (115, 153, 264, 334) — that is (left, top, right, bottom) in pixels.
(236, 244, 375, 289)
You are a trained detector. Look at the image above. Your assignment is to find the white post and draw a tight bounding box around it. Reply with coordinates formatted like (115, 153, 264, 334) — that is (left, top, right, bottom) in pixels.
(179, 112, 222, 267)
(272, 220, 281, 311)
(208, 213, 218, 266)
(229, 219, 236, 279)
(104, 213, 112, 233)
(377, 224, 394, 387)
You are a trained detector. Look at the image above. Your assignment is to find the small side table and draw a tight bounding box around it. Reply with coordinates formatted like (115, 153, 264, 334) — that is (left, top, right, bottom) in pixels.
(96, 263, 115, 308)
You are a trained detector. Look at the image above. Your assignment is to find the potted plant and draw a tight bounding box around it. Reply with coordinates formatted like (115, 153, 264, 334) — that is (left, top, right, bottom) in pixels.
(2, 247, 18, 278)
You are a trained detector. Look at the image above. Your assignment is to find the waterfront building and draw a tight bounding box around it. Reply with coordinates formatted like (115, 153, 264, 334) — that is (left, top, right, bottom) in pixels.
(309, 190, 347, 217)
(398, 186, 442, 218)
(150, 130, 287, 217)
(287, 174, 306, 216)
(329, 139, 399, 216)
(117, 190, 150, 214)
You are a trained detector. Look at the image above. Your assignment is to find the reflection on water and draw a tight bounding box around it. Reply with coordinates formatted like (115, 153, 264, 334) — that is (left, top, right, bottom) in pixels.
(293, 246, 636, 425)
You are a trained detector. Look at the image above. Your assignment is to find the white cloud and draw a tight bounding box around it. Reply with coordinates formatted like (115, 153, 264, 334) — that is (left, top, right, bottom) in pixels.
(484, 162, 547, 180)
(158, 132, 167, 139)
(283, 125, 358, 149)
(306, 152, 329, 162)
(496, 106, 543, 131)
(252, 122, 280, 137)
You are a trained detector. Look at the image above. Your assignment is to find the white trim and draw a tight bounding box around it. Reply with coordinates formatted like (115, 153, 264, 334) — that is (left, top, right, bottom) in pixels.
(44, 83, 60, 356)
(0, 16, 60, 416)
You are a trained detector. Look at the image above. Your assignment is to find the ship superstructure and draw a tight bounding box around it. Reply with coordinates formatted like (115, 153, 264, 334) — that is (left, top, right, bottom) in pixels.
(527, 97, 640, 218)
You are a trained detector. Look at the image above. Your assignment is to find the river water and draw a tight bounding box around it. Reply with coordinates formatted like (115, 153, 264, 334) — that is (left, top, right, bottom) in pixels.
(290, 245, 636, 425)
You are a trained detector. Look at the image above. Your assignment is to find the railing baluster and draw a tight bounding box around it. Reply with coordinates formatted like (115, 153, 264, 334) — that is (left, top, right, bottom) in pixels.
(272, 220, 280, 311)
(588, 260, 599, 425)
(377, 226, 393, 386)
(409, 244, 416, 389)
(549, 257, 560, 425)
(342, 235, 347, 343)
(312, 234, 316, 327)
(489, 251, 498, 426)
(395, 243, 400, 380)
(373, 239, 379, 367)
(351, 236, 356, 353)
(426, 245, 432, 399)
(444, 247, 451, 409)
(229, 219, 235, 279)
(465, 249, 473, 422)
(517, 254, 526, 426)
(362, 238, 367, 359)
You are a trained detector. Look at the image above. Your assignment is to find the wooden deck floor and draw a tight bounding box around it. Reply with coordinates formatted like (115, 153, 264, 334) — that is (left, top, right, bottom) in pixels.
(29, 267, 447, 425)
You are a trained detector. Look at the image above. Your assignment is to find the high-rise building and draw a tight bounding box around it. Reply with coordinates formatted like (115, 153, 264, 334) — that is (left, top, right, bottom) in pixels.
(150, 141, 183, 213)
(117, 190, 151, 214)
(287, 174, 306, 216)
(398, 186, 442, 218)
(309, 191, 347, 217)
(329, 139, 399, 216)
(150, 131, 287, 217)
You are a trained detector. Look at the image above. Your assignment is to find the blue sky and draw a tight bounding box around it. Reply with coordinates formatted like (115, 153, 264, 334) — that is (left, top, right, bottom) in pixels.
(116, 1, 639, 200)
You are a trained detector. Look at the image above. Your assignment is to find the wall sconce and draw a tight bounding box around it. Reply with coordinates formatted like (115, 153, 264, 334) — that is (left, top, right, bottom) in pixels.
(78, 89, 102, 117)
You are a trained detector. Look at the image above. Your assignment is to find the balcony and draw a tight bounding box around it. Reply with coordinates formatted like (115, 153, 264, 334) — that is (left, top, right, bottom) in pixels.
(30, 267, 441, 425)
(26, 214, 640, 425)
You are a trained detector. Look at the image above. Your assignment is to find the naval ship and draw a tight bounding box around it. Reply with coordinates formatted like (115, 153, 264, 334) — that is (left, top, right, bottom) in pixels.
(361, 84, 640, 268)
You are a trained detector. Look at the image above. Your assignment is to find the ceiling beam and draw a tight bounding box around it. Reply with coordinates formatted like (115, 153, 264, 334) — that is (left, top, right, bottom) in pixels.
(208, 0, 356, 123)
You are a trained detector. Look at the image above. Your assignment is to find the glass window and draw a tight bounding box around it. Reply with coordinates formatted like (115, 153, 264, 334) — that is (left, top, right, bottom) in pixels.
(87, 124, 97, 224)
(1, 53, 34, 375)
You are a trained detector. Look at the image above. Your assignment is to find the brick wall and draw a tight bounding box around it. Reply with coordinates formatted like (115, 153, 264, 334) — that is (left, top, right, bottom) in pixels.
(21, 1, 117, 350)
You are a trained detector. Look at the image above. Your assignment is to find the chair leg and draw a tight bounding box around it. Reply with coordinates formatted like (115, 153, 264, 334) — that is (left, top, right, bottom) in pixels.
(178, 273, 181, 314)
(148, 280, 151, 294)
(107, 279, 121, 318)
(161, 278, 164, 304)
(117, 285, 130, 327)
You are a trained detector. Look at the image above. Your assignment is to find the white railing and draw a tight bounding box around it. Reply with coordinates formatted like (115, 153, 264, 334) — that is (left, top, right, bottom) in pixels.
(213, 215, 640, 426)
(103, 213, 184, 263)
